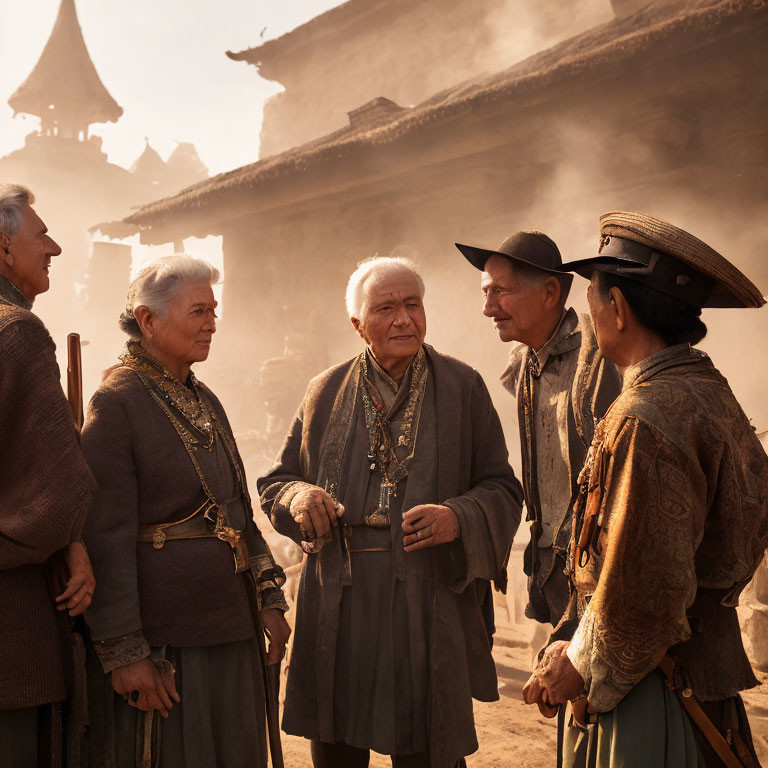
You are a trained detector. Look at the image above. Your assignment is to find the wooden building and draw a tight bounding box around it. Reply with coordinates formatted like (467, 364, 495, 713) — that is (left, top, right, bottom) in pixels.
(124, 0, 768, 438)
(226, 0, 612, 157)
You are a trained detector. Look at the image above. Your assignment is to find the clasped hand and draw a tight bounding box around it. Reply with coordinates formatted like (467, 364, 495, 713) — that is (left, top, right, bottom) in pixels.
(522, 640, 585, 718)
(112, 658, 180, 718)
(290, 487, 344, 542)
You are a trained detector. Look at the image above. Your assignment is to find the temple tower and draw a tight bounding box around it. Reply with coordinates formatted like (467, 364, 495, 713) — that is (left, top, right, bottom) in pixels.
(8, 0, 123, 141)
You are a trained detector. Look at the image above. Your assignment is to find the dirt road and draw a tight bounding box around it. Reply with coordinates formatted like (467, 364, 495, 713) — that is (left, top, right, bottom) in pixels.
(279, 617, 768, 767)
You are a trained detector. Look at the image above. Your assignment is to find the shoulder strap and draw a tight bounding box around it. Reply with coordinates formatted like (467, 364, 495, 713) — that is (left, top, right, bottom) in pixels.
(659, 655, 745, 768)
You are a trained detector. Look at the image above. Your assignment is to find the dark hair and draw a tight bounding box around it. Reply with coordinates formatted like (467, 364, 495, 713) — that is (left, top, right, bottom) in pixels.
(596, 271, 707, 346)
(118, 308, 141, 339)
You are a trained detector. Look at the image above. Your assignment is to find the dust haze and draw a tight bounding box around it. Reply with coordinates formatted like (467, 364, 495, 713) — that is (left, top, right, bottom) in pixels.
(3, 1, 768, 761)
(3, 0, 767, 481)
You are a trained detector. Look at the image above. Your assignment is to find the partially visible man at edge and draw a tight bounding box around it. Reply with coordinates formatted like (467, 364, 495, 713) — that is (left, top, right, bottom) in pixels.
(456, 231, 620, 628)
(0, 184, 97, 767)
(523, 211, 768, 767)
(258, 256, 523, 768)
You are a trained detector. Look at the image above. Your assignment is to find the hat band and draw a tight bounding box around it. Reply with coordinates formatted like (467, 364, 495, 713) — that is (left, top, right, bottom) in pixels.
(597, 236, 715, 308)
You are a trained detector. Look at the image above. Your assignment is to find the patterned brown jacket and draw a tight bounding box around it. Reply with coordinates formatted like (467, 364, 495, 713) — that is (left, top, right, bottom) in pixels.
(566, 344, 768, 711)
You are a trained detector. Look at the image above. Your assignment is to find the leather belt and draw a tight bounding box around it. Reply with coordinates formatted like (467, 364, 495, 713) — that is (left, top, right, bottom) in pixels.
(344, 524, 391, 553)
(137, 512, 216, 549)
(137, 498, 243, 551)
(348, 546, 392, 553)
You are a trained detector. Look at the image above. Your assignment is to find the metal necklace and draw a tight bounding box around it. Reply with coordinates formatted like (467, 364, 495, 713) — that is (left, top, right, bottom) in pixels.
(359, 347, 427, 528)
(121, 341, 215, 450)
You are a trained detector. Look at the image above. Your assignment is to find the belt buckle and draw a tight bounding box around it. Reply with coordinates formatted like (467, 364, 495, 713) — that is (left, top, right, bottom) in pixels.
(152, 528, 167, 549)
(216, 525, 241, 547)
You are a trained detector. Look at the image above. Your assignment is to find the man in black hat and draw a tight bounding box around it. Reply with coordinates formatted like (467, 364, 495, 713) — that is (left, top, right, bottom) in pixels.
(522, 212, 768, 768)
(456, 231, 620, 629)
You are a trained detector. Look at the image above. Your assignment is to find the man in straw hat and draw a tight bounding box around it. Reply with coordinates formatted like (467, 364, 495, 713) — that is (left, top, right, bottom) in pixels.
(522, 211, 768, 767)
(456, 231, 620, 629)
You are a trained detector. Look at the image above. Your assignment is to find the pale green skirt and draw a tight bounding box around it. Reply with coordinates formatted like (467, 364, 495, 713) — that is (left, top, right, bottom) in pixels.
(561, 670, 698, 768)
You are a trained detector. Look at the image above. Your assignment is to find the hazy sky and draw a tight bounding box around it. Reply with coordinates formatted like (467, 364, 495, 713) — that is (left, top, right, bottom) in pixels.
(0, 0, 345, 174)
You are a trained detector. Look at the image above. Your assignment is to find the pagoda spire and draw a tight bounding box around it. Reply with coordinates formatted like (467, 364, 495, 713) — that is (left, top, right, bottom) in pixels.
(8, 0, 123, 140)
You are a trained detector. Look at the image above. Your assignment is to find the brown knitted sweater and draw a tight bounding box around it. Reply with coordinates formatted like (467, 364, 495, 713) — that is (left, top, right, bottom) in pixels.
(0, 276, 95, 710)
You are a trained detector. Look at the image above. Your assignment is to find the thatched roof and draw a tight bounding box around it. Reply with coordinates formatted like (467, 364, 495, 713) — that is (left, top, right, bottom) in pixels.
(9, 0, 122, 125)
(126, 0, 767, 233)
(226, 0, 402, 73)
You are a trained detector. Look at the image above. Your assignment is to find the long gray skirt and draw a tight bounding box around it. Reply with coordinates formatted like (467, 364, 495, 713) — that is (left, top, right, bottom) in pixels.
(561, 670, 698, 768)
(113, 639, 267, 768)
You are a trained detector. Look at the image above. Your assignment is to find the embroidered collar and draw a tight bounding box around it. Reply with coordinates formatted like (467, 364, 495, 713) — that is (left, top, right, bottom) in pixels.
(366, 348, 403, 396)
(622, 343, 709, 390)
(120, 340, 215, 443)
(0, 274, 32, 310)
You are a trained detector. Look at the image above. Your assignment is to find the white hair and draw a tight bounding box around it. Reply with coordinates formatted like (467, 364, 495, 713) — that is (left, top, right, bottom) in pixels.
(345, 256, 425, 317)
(0, 184, 34, 238)
(120, 254, 220, 338)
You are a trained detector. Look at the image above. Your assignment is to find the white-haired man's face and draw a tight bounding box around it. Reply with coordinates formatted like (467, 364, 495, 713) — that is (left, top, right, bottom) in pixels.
(0, 204, 61, 301)
(351, 270, 426, 374)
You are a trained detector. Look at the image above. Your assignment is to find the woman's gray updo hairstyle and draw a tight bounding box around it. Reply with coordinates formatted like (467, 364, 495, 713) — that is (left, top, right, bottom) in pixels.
(119, 254, 220, 338)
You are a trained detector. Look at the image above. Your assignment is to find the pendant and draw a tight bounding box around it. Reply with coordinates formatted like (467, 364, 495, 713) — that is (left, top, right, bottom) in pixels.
(365, 478, 395, 528)
(364, 506, 391, 528)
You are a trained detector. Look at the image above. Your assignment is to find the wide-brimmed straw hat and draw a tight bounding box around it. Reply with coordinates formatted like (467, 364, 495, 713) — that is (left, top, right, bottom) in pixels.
(456, 231, 572, 289)
(559, 211, 765, 309)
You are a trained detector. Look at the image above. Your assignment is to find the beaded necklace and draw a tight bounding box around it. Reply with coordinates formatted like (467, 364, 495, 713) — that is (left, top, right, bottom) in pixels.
(120, 341, 215, 450)
(359, 347, 428, 528)
(121, 342, 249, 570)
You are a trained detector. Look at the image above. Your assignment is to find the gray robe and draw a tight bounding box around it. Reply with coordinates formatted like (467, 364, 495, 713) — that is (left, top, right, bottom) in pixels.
(258, 345, 523, 767)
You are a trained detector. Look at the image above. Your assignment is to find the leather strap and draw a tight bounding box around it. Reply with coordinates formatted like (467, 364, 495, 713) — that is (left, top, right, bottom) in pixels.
(659, 654, 744, 768)
(347, 546, 392, 553)
(137, 498, 213, 548)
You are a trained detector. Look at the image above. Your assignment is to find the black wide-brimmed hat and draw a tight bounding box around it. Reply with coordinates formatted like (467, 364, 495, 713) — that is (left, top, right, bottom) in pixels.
(559, 211, 765, 309)
(456, 231, 571, 288)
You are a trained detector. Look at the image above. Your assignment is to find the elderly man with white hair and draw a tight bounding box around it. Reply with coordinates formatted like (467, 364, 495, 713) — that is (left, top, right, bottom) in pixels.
(258, 256, 523, 768)
(81, 255, 290, 767)
(0, 184, 96, 767)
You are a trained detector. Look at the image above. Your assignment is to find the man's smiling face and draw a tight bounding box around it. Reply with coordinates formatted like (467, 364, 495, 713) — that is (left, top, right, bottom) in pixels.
(480, 254, 550, 346)
(1, 204, 61, 301)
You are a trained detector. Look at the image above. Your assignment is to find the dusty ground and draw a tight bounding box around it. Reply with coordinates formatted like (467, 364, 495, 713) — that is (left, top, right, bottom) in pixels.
(276, 593, 768, 768)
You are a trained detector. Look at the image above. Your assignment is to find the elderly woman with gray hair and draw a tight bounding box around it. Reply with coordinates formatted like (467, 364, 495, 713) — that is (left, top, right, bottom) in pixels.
(82, 254, 290, 767)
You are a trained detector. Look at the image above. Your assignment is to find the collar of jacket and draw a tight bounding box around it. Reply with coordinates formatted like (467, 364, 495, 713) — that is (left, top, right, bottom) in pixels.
(0, 273, 32, 311)
(500, 306, 580, 391)
(622, 343, 709, 390)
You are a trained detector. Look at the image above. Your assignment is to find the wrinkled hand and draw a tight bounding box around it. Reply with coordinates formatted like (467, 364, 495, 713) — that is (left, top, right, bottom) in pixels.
(522, 671, 560, 718)
(522, 641, 585, 717)
(55, 540, 95, 616)
(402, 504, 460, 552)
(262, 608, 291, 665)
(290, 487, 344, 542)
(112, 658, 180, 718)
